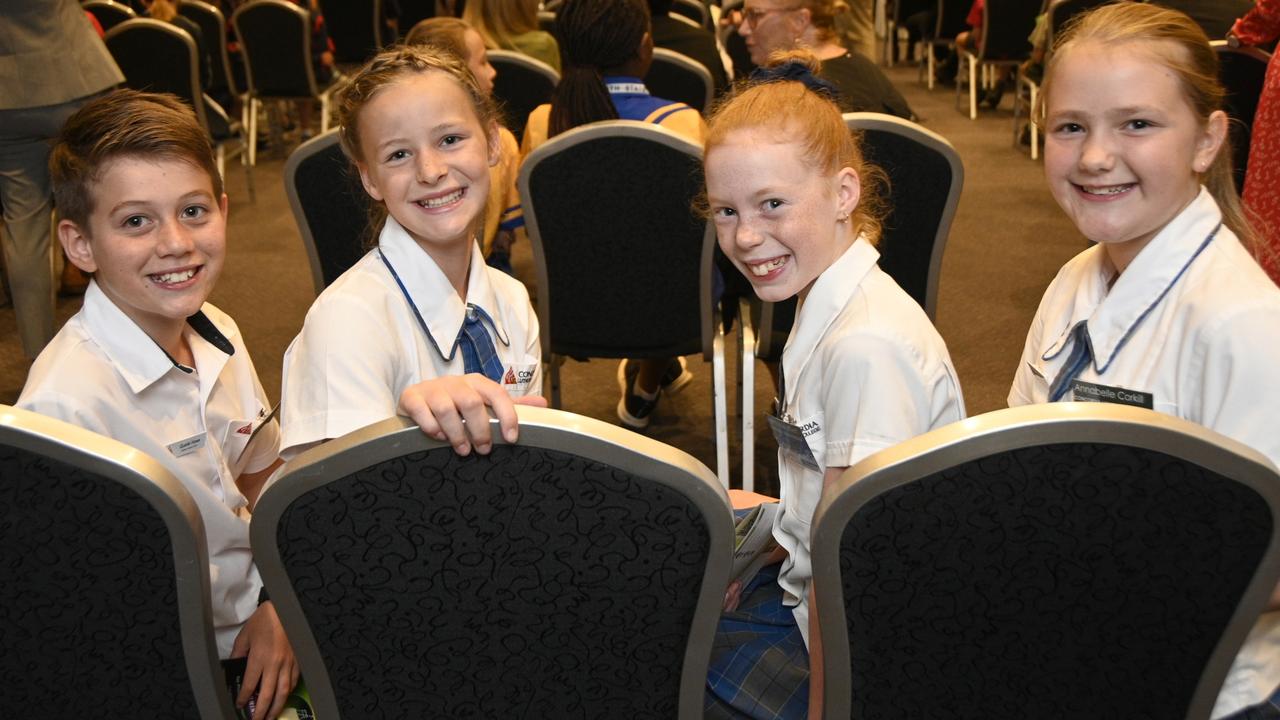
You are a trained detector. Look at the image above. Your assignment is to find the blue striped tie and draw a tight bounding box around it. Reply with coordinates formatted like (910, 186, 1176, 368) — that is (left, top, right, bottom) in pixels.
(457, 304, 504, 382)
(1048, 321, 1094, 402)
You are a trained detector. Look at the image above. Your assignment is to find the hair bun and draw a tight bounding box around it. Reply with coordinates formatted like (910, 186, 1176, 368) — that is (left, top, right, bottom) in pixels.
(749, 49, 840, 101)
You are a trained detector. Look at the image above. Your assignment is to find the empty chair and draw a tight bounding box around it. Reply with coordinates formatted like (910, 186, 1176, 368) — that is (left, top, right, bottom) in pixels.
(0, 405, 236, 720)
(488, 49, 559, 140)
(672, 0, 711, 31)
(956, 0, 1040, 118)
(83, 0, 136, 32)
(1213, 40, 1270, 194)
(742, 113, 963, 491)
(519, 121, 731, 486)
(253, 406, 733, 719)
(232, 0, 340, 166)
(317, 0, 383, 67)
(812, 403, 1280, 720)
(177, 0, 240, 107)
(645, 47, 714, 113)
(283, 129, 373, 295)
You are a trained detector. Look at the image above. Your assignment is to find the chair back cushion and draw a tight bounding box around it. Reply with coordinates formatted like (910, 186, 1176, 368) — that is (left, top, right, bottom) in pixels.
(178, 0, 234, 96)
(85, 1, 136, 32)
(1216, 46, 1269, 194)
(285, 132, 372, 293)
(106, 20, 201, 109)
(934, 0, 971, 41)
(489, 51, 558, 140)
(522, 125, 706, 359)
(234, 1, 314, 98)
(316, 0, 381, 65)
(0, 446, 200, 717)
(271, 444, 715, 717)
(645, 50, 712, 112)
(837, 441, 1274, 719)
(980, 0, 1041, 60)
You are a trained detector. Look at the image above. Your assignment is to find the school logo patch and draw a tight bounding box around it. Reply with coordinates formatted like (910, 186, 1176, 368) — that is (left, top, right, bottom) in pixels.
(504, 367, 517, 385)
(503, 364, 537, 387)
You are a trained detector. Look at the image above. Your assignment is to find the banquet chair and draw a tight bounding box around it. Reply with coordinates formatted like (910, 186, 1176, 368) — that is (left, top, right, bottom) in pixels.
(283, 129, 372, 295)
(395, 0, 438, 38)
(83, 0, 136, 32)
(488, 49, 559, 140)
(645, 48, 715, 113)
(177, 0, 240, 108)
(956, 0, 1040, 118)
(672, 0, 712, 31)
(317, 0, 383, 68)
(253, 406, 733, 720)
(812, 403, 1280, 720)
(1213, 40, 1271, 194)
(0, 405, 235, 720)
(104, 18, 253, 198)
(922, 0, 970, 89)
(740, 113, 963, 492)
(519, 121, 731, 487)
(232, 0, 341, 166)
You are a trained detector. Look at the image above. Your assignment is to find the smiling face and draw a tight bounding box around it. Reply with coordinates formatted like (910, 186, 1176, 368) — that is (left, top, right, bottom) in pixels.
(463, 28, 497, 96)
(355, 70, 498, 261)
(738, 0, 803, 66)
(59, 156, 226, 342)
(1042, 40, 1226, 270)
(705, 127, 860, 302)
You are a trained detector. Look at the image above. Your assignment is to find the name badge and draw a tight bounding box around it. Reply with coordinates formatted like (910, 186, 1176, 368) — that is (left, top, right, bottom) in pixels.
(1070, 379, 1153, 408)
(502, 364, 537, 389)
(766, 414, 821, 472)
(167, 432, 207, 458)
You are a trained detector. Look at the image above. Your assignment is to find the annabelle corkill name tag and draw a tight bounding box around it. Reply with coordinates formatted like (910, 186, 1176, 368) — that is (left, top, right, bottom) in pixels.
(1070, 379, 1153, 409)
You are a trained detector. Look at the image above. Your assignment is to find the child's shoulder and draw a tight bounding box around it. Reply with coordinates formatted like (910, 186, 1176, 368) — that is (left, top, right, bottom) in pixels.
(826, 266, 951, 370)
(18, 314, 130, 426)
(302, 249, 397, 319)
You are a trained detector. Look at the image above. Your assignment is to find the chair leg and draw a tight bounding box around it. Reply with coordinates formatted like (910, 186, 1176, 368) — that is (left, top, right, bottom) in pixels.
(712, 325, 729, 489)
(969, 58, 978, 119)
(248, 98, 258, 167)
(216, 144, 226, 181)
(320, 94, 330, 134)
(1030, 84, 1039, 161)
(549, 354, 562, 409)
(242, 138, 256, 203)
(738, 298, 755, 493)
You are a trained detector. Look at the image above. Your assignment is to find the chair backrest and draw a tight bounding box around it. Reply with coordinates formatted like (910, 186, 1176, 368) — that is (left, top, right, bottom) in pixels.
(178, 0, 238, 97)
(645, 48, 714, 113)
(756, 113, 962, 359)
(518, 121, 715, 360)
(253, 406, 733, 720)
(538, 9, 558, 38)
(105, 18, 209, 130)
(979, 0, 1041, 60)
(0, 405, 234, 720)
(1045, 0, 1108, 49)
(1212, 41, 1270, 195)
(672, 0, 712, 31)
(84, 0, 137, 32)
(232, 0, 317, 99)
(488, 49, 559, 140)
(283, 129, 373, 295)
(933, 0, 971, 42)
(395, 0, 437, 39)
(812, 403, 1280, 720)
(316, 0, 382, 65)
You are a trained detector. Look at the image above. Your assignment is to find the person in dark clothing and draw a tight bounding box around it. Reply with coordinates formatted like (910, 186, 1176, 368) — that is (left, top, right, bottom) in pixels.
(646, 0, 729, 93)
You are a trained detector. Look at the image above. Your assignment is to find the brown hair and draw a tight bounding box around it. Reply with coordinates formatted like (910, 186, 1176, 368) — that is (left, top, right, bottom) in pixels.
(335, 45, 500, 245)
(462, 0, 540, 50)
(701, 50, 888, 245)
(1035, 2, 1261, 254)
(49, 89, 223, 231)
(404, 17, 471, 59)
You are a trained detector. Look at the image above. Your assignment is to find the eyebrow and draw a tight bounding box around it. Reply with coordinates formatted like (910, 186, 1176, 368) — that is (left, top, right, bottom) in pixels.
(107, 190, 214, 215)
(374, 121, 471, 152)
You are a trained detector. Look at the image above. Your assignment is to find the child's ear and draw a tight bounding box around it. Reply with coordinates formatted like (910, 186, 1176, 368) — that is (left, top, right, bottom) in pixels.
(58, 219, 97, 274)
(355, 161, 385, 202)
(487, 122, 502, 168)
(1195, 109, 1229, 174)
(835, 167, 862, 221)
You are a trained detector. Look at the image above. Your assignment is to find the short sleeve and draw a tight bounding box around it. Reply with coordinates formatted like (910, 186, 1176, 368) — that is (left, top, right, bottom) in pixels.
(520, 105, 552, 157)
(1193, 304, 1280, 470)
(236, 343, 283, 474)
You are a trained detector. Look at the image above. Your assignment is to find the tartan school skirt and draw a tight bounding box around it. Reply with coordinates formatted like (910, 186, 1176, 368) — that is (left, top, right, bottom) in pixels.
(705, 563, 811, 719)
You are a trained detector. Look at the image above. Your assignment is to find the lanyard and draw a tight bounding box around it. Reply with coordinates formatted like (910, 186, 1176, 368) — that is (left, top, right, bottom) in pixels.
(377, 249, 507, 364)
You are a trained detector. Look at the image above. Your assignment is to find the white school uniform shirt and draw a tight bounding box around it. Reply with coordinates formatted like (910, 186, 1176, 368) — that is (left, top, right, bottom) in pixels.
(17, 281, 280, 658)
(1008, 188, 1280, 718)
(280, 216, 541, 458)
(773, 236, 966, 648)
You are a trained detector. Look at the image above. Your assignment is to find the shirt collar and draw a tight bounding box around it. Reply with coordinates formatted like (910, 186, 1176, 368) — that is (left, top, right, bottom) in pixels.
(781, 235, 879, 394)
(376, 216, 510, 361)
(79, 279, 236, 394)
(1041, 187, 1221, 372)
(603, 76, 649, 95)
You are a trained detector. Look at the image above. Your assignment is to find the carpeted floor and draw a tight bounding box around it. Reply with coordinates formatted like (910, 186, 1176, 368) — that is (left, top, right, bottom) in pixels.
(0, 63, 1085, 496)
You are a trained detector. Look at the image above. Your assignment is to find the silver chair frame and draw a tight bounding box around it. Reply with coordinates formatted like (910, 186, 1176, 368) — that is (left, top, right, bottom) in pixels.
(650, 47, 715, 113)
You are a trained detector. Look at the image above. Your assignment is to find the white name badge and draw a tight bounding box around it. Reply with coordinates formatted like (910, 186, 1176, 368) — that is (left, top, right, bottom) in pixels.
(167, 432, 207, 458)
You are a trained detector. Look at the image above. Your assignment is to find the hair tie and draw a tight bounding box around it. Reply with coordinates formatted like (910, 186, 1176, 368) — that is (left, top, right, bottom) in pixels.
(749, 61, 841, 101)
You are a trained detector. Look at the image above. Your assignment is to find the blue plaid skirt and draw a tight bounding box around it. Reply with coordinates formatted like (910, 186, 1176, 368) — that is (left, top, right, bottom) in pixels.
(705, 563, 810, 719)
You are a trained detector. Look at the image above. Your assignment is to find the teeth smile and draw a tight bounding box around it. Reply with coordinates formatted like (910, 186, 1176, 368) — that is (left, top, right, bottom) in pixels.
(418, 189, 464, 208)
(748, 257, 787, 276)
(151, 268, 196, 284)
(1080, 184, 1133, 195)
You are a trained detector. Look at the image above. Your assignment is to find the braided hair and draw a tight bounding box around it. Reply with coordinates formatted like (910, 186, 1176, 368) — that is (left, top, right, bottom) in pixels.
(548, 0, 651, 138)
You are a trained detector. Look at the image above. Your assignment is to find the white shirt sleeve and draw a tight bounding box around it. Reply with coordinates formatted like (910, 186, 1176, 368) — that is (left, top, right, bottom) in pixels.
(1193, 304, 1280, 471)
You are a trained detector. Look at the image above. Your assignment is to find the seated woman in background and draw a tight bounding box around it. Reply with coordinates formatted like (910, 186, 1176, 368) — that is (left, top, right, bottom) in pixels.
(734, 0, 914, 118)
(701, 51, 964, 718)
(463, 0, 561, 72)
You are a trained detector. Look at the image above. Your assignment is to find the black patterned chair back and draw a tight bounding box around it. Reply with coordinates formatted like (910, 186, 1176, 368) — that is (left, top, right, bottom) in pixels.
(645, 48, 714, 113)
(105, 19, 209, 130)
(518, 120, 713, 360)
(488, 49, 559, 140)
(395, 0, 438, 39)
(1213, 42, 1270, 194)
(979, 0, 1041, 61)
(811, 404, 1280, 720)
(84, 0, 137, 32)
(253, 407, 733, 719)
(178, 0, 238, 98)
(284, 129, 372, 295)
(755, 113, 961, 360)
(232, 0, 318, 99)
(0, 405, 234, 720)
(317, 0, 383, 66)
